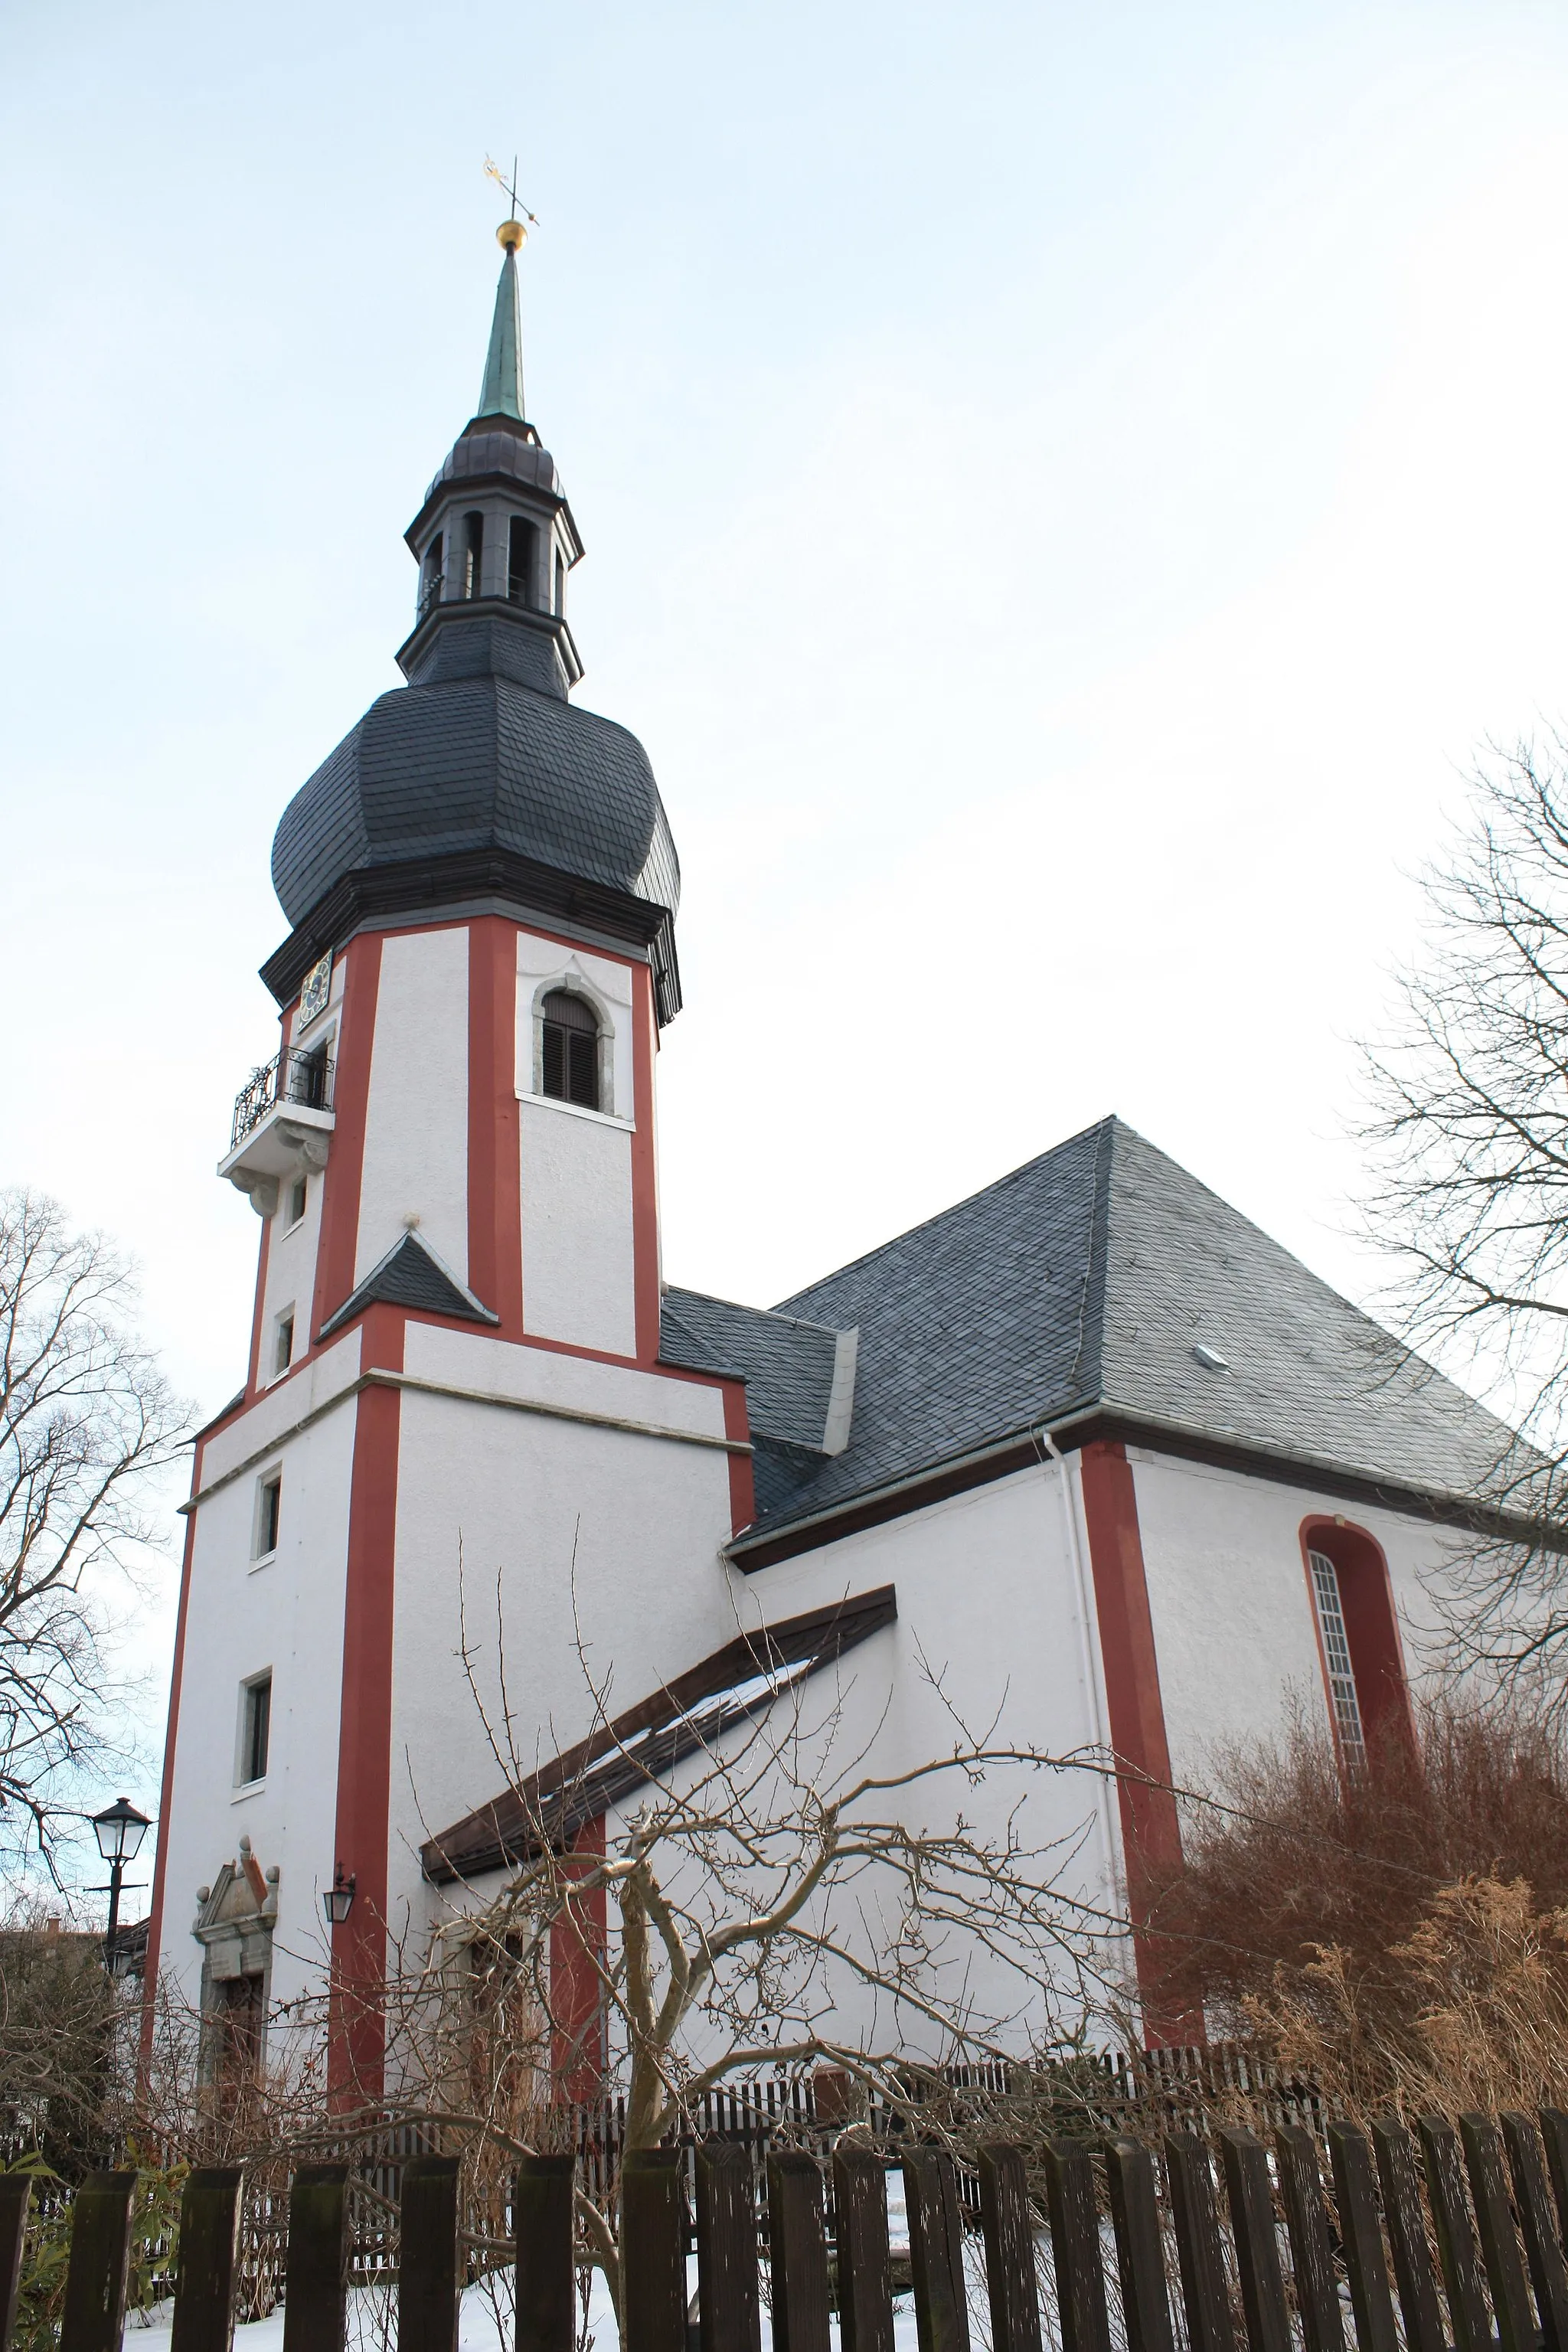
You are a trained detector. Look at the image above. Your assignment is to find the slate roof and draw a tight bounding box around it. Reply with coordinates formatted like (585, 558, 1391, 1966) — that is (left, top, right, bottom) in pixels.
(660, 1288, 841, 1449)
(423, 1585, 897, 1882)
(317, 1229, 500, 1343)
(271, 650, 680, 940)
(700, 1116, 1514, 1550)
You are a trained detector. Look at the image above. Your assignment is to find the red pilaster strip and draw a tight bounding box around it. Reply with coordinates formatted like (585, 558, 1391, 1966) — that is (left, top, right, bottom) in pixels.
(312, 933, 384, 1344)
(139, 1451, 204, 2066)
(1076, 1439, 1197, 2046)
(629, 962, 662, 1365)
(722, 1380, 756, 1535)
(244, 1191, 275, 1400)
(549, 1814, 609, 2102)
(328, 1303, 404, 2101)
(466, 917, 524, 1338)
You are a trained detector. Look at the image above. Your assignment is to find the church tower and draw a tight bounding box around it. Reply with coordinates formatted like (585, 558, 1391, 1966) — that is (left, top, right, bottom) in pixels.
(145, 224, 753, 2089)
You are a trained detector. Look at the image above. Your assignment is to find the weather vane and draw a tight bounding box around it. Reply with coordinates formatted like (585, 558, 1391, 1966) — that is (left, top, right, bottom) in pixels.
(485, 155, 540, 252)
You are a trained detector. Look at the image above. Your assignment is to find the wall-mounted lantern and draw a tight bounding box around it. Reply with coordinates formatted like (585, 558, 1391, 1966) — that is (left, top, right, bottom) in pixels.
(323, 1865, 356, 1928)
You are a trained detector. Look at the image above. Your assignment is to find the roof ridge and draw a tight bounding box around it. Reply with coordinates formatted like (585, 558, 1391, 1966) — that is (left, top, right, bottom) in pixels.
(772, 1112, 1122, 1313)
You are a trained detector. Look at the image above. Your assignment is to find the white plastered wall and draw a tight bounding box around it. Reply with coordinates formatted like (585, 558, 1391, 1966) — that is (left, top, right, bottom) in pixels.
(428, 1457, 1128, 2055)
(383, 1321, 740, 1952)
(1130, 1449, 1456, 1787)
(514, 932, 638, 1357)
(155, 1333, 364, 2013)
(258, 1168, 325, 1377)
(356, 926, 470, 1285)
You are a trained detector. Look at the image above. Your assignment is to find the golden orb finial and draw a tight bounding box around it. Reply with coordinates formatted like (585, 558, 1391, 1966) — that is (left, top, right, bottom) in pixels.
(497, 217, 527, 253)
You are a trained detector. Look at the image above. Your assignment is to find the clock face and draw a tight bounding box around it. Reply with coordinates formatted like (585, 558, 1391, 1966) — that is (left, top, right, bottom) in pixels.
(298, 951, 332, 1031)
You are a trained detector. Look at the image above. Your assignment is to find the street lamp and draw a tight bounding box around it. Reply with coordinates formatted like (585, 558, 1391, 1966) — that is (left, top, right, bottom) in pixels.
(91, 1798, 151, 1971)
(323, 1865, 356, 1928)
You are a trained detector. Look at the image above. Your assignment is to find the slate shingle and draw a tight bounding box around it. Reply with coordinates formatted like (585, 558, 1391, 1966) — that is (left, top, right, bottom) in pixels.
(718, 1116, 1513, 1542)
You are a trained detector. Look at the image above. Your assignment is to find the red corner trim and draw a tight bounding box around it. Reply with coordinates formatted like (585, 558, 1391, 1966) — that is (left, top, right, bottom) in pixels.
(468, 916, 524, 1338)
(550, 1812, 609, 2102)
(328, 1302, 404, 2100)
(312, 934, 383, 1349)
(140, 1444, 204, 2065)
(1076, 1439, 1197, 2046)
(244, 1184, 275, 1402)
(629, 962, 662, 1365)
(722, 1379, 756, 1535)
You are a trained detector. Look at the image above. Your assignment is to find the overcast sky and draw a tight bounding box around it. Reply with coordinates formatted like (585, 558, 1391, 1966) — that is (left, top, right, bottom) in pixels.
(5, 1, 1568, 1822)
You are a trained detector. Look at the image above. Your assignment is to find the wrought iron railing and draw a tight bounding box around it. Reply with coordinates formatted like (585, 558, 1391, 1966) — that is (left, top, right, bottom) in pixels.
(230, 1049, 335, 1152)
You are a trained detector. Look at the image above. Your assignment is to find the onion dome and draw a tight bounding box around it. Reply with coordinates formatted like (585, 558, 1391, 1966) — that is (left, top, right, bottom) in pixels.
(263, 225, 681, 1023)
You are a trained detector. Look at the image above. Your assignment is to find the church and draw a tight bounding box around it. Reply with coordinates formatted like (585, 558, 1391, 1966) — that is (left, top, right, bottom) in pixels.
(145, 224, 1513, 2081)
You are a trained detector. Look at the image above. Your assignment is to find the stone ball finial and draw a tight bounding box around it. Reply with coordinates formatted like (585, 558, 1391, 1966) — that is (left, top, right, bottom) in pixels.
(196, 1886, 211, 1903)
(266, 1865, 280, 1883)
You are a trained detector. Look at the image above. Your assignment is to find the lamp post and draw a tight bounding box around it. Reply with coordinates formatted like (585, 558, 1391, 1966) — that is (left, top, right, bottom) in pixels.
(91, 1798, 151, 1971)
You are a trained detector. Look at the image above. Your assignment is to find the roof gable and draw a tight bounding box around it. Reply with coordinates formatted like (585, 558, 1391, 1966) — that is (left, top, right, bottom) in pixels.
(317, 1229, 500, 1342)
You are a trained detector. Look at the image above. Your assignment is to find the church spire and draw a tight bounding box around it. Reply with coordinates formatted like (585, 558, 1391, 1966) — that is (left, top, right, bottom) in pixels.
(476, 221, 527, 423)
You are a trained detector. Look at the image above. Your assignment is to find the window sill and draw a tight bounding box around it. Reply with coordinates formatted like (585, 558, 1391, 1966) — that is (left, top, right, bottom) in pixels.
(281, 1218, 306, 1240)
(517, 1091, 634, 1133)
(249, 1549, 278, 1575)
(231, 1779, 266, 1803)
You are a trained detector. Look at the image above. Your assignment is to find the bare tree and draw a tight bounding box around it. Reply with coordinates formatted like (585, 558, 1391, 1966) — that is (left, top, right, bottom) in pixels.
(371, 1593, 1128, 2320)
(1361, 737, 1568, 1689)
(0, 1189, 191, 1877)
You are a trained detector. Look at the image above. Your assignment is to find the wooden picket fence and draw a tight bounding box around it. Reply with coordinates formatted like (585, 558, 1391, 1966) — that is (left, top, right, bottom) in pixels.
(9, 2105, 1568, 2352)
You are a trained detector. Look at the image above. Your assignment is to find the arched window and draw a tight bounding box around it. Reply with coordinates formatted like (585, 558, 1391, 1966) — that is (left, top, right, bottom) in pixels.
(541, 989, 600, 1110)
(1300, 1518, 1415, 1770)
(462, 511, 485, 600)
(508, 515, 538, 607)
(420, 532, 443, 617)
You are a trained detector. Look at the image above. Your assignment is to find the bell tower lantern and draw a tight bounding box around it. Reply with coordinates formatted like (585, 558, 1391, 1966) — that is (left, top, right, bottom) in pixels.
(398, 220, 585, 701)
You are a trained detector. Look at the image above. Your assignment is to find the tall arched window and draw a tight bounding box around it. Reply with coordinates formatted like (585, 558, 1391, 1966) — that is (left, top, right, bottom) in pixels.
(420, 533, 443, 617)
(1300, 1517, 1415, 1770)
(462, 511, 485, 600)
(541, 989, 600, 1110)
(508, 515, 538, 607)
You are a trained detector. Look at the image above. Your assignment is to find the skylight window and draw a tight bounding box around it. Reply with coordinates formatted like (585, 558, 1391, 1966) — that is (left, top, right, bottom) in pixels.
(1192, 1342, 1230, 1373)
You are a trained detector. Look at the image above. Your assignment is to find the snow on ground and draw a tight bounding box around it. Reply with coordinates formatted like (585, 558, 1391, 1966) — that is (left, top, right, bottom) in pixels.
(123, 2178, 1001, 2352)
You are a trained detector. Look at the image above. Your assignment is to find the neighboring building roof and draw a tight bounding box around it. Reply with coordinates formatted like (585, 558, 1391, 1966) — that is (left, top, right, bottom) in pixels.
(317, 1229, 500, 1343)
(423, 1584, 897, 1883)
(712, 1116, 1514, 1557)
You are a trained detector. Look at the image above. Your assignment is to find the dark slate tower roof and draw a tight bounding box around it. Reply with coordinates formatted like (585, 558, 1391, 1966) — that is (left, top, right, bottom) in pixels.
(262, 230, 682, 1021)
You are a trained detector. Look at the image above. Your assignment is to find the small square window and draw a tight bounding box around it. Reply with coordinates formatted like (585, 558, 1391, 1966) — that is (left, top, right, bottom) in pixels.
(239, 1673, 272, 1785)
(254, 1472, 282, 1560)
(286, 1178, 308, 1227)
(273, 1311, 295, 1377)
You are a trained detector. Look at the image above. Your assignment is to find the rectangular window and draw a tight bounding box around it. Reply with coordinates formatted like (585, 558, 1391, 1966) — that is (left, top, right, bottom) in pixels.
(240, 1674, 272, 1785)
(1308, 1549, 1366, 1768)
(554, 549, 565, 613)
(273, 1311, 295, 1377)
(255, 1471, 282, 1560)
(287, 1178, 308, 1227)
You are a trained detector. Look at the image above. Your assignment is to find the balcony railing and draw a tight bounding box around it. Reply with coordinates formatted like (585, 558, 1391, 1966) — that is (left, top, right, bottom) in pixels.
(230, 1049, 336, 1152)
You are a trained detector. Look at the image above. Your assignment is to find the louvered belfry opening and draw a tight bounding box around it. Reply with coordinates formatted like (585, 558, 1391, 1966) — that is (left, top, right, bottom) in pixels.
(541, 988, 600, 1110)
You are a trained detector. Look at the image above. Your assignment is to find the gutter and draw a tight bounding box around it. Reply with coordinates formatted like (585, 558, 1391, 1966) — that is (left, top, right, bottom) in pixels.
(726, 1395, 1544, 1569)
